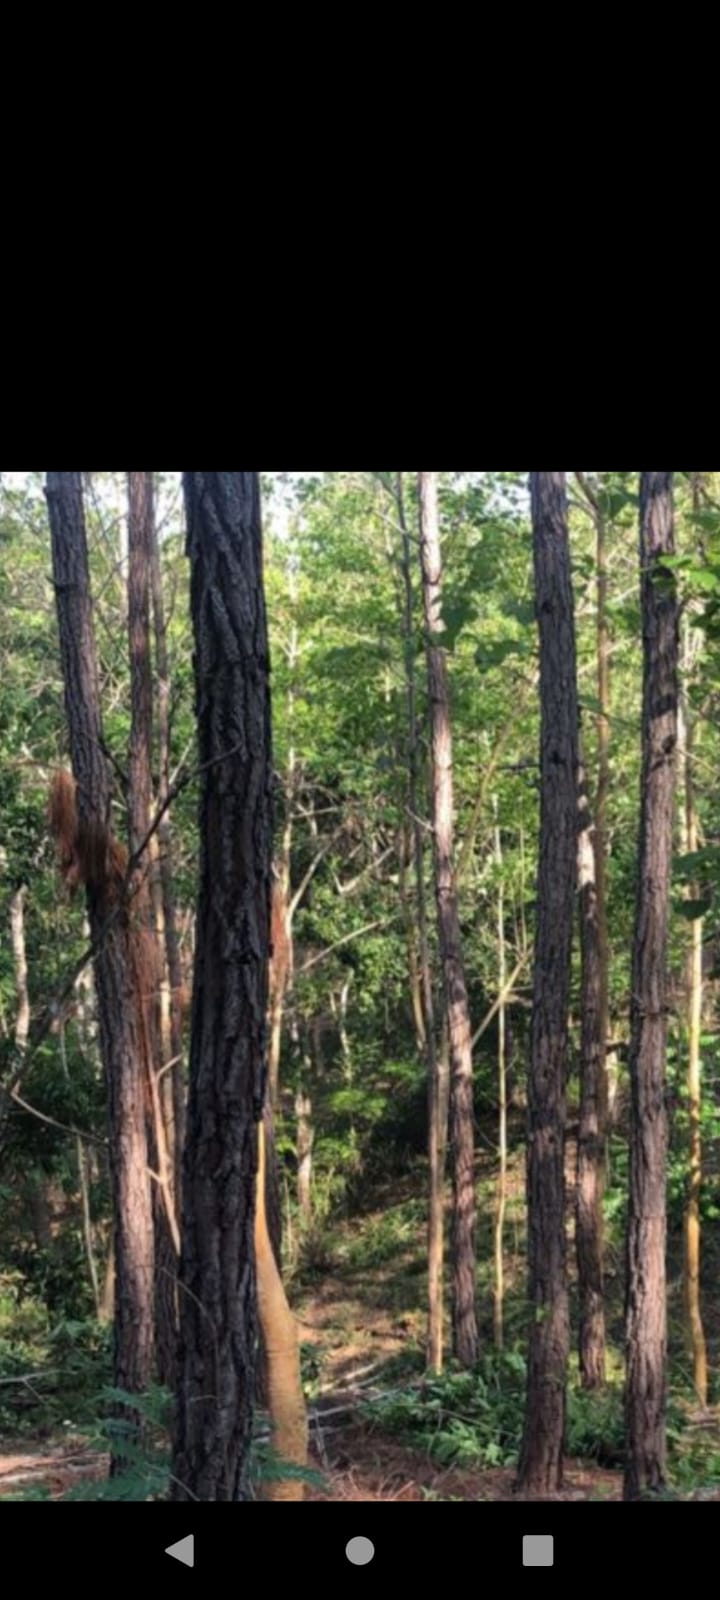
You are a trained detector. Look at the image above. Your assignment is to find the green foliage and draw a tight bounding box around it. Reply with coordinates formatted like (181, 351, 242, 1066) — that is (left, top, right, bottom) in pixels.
(364, 1353, 527, 1469)
(566, 1385, 624, 1464)
(3, 468, 720, 1502)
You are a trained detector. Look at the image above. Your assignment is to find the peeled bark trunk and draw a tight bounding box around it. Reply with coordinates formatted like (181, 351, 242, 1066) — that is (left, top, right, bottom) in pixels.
(623, 472, 678, 1501)
(268, 587, 298, 1112)
(172, 471, 272, 1503)
(517, 472, 577, 1493)
(128, 471, 179, 1387)
(575, 741, 606, 1387)
(255, 1118, 308, 1499)
(47, 471, 155, 1442)
(418, 470, 477, 1368)
(268, 867, 292, 1112)
(148, 486, 186, 1205)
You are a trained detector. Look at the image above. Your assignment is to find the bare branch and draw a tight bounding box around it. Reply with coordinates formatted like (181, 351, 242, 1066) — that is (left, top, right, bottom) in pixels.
(295, 915, 400, 975)
(471, 951, 532, 1050)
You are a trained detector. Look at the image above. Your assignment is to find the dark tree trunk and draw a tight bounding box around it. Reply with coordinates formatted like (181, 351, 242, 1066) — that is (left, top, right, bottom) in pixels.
(46, 472, 155, 1432)
(418, 471, 478, 1368)
(128, 470, 179, 1387)
(517, 472, 578, 1492)
(575, 739, 606, 1387)
(623, 473, 678, 1500)
(172, 472, 272, 1503)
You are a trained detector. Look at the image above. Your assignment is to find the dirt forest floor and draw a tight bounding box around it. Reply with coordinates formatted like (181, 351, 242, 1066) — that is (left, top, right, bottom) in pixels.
(1, 1169, 719, 1502)
(0, 1435, 624, 1503)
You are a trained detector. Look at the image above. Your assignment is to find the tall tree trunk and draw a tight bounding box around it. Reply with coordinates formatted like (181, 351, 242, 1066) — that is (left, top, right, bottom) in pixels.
(128, 470, 179, 1388)
(594, 496, 613, 1134)
(398, 827, 427, 1055)
(148, 482, 186, 1207)
(268, 577, 298, 1111)
(418, 470, 477, 1368)
(575, 738, 606, 1387)
(74, 938, 102, 1316)
(678, 613, 708, 1409)
(575, 474, 612, 1126)
(10, 886, 30, 1050)
(59, 1018, 101, 1316)
(395, 472, 444, 1372)
(493, 805, 507, 1351)
(24, 1174, 52, 1248)
(295, 1086, 314, 1225)
(268, 865, 292, 1111)
(172, 472, 272, 1503)
(46, 471, 155, 1445)
(255, 1118, 308, 1499)
(623, 472, 678, 1501)
(517, 471, 578, 1493)
(100, 1233, 115, 1323)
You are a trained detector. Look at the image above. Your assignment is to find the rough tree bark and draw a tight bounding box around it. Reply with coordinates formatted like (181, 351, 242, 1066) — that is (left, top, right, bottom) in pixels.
(172, 471, 272, 1503)
(418, 470, 477, 1369)
(517, 471, 578, 1492)
(46, 471, 155, 1433)
(624, 472, 678, 1501)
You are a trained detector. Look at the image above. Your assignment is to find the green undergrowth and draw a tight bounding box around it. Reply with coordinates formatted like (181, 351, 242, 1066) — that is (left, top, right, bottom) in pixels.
(362, 1356, 720, 1492)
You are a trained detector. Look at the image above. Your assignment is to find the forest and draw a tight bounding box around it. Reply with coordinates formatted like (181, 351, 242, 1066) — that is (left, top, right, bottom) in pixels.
(0, 469, 718, 1505)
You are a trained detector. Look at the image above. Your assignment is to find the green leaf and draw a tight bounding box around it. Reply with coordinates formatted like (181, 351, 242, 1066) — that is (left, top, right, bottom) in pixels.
(674, 899, 712, 920)
(474, 638, 531, 671)
(578, 694, 604, 717)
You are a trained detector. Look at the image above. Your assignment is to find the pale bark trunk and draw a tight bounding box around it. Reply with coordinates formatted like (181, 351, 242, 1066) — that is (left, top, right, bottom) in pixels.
(128, 470, 179, 1388)
(395, 472, 445, 1370)
(148, 485, 185, 1205)
(10, 886, 30, 1051)
(678, 613, 708, 1409)
(575, 740, 606, 1387)
(575, 474, 613, 1129)
(493, 808, 506, 1351)
(268, 578, 298, 1111)
(295, 1087, 313, 1226)
(59, 1019, 101, 1315)
(418, 470, 477, 1368)
(255, 1118, 308, 1499)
